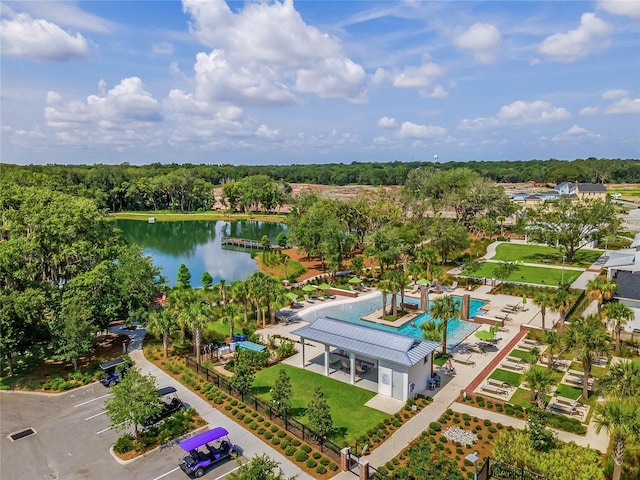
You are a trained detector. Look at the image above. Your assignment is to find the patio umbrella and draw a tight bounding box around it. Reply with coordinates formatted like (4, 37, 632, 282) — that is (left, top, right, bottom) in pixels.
(285, 292, 299, 301)
(348, 276, 363, 284)
(318, 283, 332, 290)
(489, 324, 499, 336)
(522, 295, 527, 305)
(302, 284, 317, 292)
(416, 278, 430, 285)
(475, 330, 495, 341)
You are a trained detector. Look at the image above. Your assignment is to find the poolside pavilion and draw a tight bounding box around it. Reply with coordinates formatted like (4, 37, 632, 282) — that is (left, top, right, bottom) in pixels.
(292, 317, 441, 402)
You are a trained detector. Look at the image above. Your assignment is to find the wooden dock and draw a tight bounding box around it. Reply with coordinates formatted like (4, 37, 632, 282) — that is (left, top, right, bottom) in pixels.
(221, 236, 272, 249)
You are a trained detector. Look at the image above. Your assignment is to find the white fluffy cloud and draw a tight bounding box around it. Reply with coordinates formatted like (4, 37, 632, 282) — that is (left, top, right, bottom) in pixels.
(255, 124, 280, 139)
(391, 62, 444, 88)
(378, 116, 397, 128)
(182, 0, 366, 103)
(579, 106, 598, 116)
(598, 0, 640, 18)
(1, 9, 89, 61)
(551, 124, 602, 143)
(45, 78, 162, 134)
(459, 100, 571, 130)
(453, 23, 502, 64)
(539, 13, 611, 62)
(398, 121, 447, 139)
(602, 89, 630, 100)
(606, 97, 640, 114)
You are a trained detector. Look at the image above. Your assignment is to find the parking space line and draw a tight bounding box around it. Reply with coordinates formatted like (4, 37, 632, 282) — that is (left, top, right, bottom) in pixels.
(152, 466, 180, 480)
(96, 424, 119, 434)
(214, 464, 242, 479)
(74, 393, 112, 408)
(85, 411, 107, 421)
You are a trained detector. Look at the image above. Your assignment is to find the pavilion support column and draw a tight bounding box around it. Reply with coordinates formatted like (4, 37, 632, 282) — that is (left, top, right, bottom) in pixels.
(461, 294, 470, 321)
(324, 345, 330, 376)
(420, 287, 427, 312)
(300, 337, 306, 368)
(349, 352, 356, 385)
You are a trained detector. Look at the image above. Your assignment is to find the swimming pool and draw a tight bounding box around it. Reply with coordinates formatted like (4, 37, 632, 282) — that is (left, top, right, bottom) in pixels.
(302, 293, 484, 349)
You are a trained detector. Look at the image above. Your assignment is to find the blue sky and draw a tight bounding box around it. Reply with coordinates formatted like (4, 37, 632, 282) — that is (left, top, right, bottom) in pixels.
(1, 0, 639, 166)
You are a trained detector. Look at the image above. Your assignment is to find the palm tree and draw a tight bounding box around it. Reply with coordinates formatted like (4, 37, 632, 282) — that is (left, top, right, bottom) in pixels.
(420, 319, 445, 343)
(542, 330, 564, 371)
(564, 314, 613, 400)
(595, 359, 640, 399)
(586, 277, 617, 316)
(429, 295, 461, 355)
(594, 399, 640, 480)
(533, 292, 553, 331)
(385, 269, 405, 318)
(218, 279, 227, 309)
(185, 299, 211, 364)
(602, 302, 634, 355)
(146, 308, 177, 358)
(166, 287, 198, 343)
(523, 367, 556, 408)
(551, 287, 572, 332)
(229, 280, 250, 324)
(377, 279, 393, 315)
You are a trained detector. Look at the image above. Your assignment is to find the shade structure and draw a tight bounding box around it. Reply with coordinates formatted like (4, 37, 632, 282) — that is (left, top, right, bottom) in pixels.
(416, 278, 430, 285)
(348, 276, 363, 284)
(285, 292, 299, 301)
(489, 324, 499, 335)
(318, 283, 332, 290)
(475, 330, 495, 341)
(302, 284, 317, 292)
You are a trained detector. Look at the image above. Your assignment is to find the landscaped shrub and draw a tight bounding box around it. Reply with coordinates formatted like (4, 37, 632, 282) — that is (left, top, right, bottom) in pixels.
(271, 437, 280, 445)
(264, 432, 273, 440)
(294, 451, 308, 462)
(329, 462, 338, 471)
(312, 452, 321, 460)
(114, 434, 134, 453)
(291, 438, 301, 447)
(300, 444, 312, 453)
(315, 465, 327, 474)
(285, 446, 296, 456)
(305, 458, 317, 468)
(320, 457, 330, 466)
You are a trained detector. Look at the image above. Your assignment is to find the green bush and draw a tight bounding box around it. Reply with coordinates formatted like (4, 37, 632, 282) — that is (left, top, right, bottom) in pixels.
(294, 451, 308, 462)
(285, 446, 296, 456)
(300, 444, 312, 453)
(114, 434, 134, 453)
(271, 437, 280, 445)
(315, 465, 327, 474)
(329, 462, 338, 471)
(305, 458, 317, 468)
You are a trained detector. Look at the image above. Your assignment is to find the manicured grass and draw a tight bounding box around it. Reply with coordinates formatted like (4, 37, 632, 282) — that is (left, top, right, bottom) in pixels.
(555, 384, 582, 400)
(467, 262, 581, 286)
(509, 387, 536, 408)
(111, 212, 286, 222)
(493, 243, 602, 268)
(509, 349, 537, 363)
(252, 364, 388, 444)
(489, 368, 522, 387)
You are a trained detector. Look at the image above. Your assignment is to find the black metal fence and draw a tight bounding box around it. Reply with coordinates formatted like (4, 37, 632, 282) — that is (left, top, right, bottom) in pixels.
(184, 357, 342, 462)
(480, 458, 554, 480)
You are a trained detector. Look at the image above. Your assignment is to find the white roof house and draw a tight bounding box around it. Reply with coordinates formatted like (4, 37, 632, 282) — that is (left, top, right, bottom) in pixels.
(292, 317, 441, 402)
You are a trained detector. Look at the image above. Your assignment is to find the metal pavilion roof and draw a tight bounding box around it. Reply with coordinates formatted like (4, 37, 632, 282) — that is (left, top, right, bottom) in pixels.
(292, 317, 440, 367)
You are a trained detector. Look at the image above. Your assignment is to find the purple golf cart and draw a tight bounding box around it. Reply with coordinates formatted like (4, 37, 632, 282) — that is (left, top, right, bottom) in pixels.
(179, 427, 237, 478)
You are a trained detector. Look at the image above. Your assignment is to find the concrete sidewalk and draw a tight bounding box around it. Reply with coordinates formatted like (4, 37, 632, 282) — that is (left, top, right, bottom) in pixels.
(112, 324, 314, 480)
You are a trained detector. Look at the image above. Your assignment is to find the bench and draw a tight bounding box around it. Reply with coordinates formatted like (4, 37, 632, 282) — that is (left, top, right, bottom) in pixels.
(550, 402, 577, 416)
(506, 356, 523, 364)
(517, 343, 534, 351)
(501, 361, 525, 371)
(555, 396, 579, 408)
(495, 313, 511, 321)
(565, 376, 595, 388)
(522, 339, 539, 346)
(453, 356, 476, 366)
(486, 378, 510, 389)
(481, 384, 508, 396)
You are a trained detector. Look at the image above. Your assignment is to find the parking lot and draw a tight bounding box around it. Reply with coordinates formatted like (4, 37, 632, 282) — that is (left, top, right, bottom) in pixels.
(1, 384, 245, 480)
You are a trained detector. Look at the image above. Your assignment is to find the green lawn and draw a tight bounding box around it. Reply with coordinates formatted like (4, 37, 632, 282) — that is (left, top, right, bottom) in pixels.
(252, 364, 388, 444)
(468, 262, 581, 286)
(489, 368, 523, 387)
(493, 243, 602, 268)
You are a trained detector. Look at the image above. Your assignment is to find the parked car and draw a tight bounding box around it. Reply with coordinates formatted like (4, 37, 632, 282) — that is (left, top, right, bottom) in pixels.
(99, 358, 129, 387)
(143, 386, 187, 427)
(179, 427, 237, 478)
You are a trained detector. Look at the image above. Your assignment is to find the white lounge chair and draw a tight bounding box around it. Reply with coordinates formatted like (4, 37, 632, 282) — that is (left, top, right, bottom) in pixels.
(481, 384, 508, 396)
(304, 294, 316, 304)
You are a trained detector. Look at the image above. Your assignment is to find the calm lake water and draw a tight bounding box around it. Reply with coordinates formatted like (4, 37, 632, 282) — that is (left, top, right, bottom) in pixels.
(115, 220, 287, 287)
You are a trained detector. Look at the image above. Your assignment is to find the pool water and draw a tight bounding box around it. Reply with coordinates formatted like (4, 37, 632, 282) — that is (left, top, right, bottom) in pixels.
(302, 293, 484, 349)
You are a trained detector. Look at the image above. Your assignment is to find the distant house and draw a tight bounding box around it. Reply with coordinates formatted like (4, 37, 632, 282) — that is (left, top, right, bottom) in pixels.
(554, 182, 607, 200)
